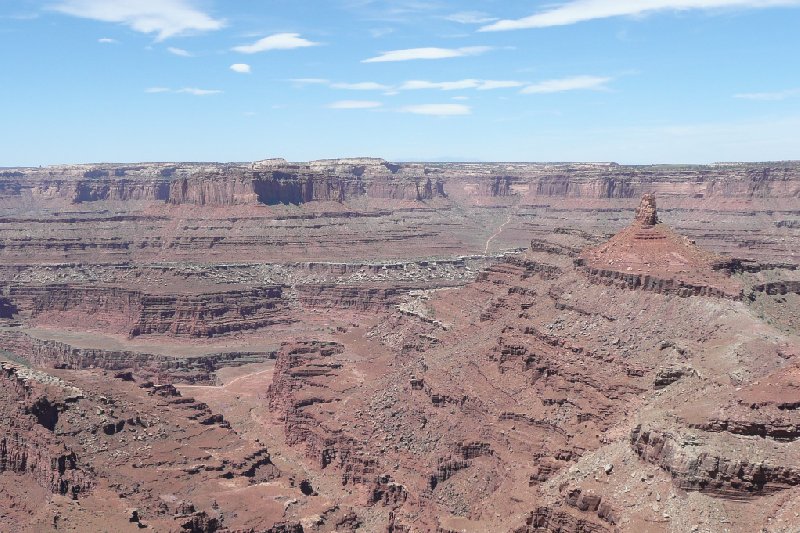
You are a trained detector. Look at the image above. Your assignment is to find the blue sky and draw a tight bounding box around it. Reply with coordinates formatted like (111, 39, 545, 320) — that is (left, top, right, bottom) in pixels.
(1, 0, 799, 165)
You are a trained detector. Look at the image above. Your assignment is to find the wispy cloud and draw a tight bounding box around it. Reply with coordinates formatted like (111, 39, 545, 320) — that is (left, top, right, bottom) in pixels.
(97, 37, 117, 44)
(400, 79, 524, 91)
(233, 33, 319, 54)
(481, 0, 800, 31)
(340, 0, 442, 23)
(521, 75, 611, 94)
(400, 104, 471, 116)
(331, 81, 393, 91)
(177, 88, 222, 96)
(363, 46, 493, 63)
(289, 79, 388, 91)
(444, 11, 498, 24)
(52, 0, 224, 40)
(733, 88, 800, 101)
(401, 79, 481, 91)
(167, 46, 192, 57)
(369, 27, 394, 38)
(328, 100, 383, 109)
(230, 63, 252, 74)
(145, 87, 222, 95)
(289, 78, 330, 86)
(288, 77, 522, 93)
(479, 80, 526, 90)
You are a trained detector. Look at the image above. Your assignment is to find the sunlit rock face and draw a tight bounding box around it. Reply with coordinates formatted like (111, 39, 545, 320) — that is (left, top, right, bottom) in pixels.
(0, 160, 798, 531)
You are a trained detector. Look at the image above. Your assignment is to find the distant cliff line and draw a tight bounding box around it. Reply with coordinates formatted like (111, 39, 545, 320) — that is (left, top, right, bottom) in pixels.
(0, 159, 797, 206)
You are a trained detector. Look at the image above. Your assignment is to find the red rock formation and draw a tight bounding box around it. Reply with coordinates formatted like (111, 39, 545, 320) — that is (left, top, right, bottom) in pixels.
(633, 193, 658, 226)
(0, 362, 92, 498)
(630, 425, 800, 498)
(296, 284, 415, 311)
(267, 342, 379, 487)
(0, 328, 274, 383)
(578, 194, 743, 298)
(514, 506, 613, 533)
(3, 160, 799, 208)
(6, 284, 290, 337)
(167, 163, 446, 206)
(0, 158, 798, 532)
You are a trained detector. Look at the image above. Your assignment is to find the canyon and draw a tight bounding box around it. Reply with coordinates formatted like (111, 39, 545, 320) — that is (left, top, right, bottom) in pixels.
(0, 158, 798, 532)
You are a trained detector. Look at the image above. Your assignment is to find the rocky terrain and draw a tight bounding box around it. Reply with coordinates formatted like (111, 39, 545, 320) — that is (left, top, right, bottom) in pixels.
(0, 159, 799, 532)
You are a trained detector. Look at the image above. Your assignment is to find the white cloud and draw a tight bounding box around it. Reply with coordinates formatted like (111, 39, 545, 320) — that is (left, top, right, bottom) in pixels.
(230, 63, 252, 74)
(521, 75, 611, 94)
(233, 33, 319, 54)
(145, 87, 221, 95)
(400, 104, 471, 116)
(369, 27, 394, 38)
(177, 88, 222, 96)
(331, 81, 392, 91)
(400, 79, 479, 91)
(481, 0, 800, 31)
(445, 11, 498, 24)
(733, 88, 800, 101)
(328, 100, 383, 109)
(97, 37, 117, 44)
(479, 80, 525, 90)
(363, 46, 492, 63)
(167, 46, 191, 57)
(399, 79, 523, 91)
(289, 79, 390, 91)
(288, 77, 522, 94)
(289, 78, 330, 85)
(52, 0, 224, 40)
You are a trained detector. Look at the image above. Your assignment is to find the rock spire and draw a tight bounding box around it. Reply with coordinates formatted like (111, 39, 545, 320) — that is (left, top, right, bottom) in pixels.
(634, 193, 658, 226)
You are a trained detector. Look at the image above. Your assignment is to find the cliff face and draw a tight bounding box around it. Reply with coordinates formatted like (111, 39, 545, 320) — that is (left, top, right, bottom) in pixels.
(5, 284, 289, 337)
(521, 164, 800, 200)
(267, 341, 378, 486)
(1, 160, 448, 206)
(0, 362, 92, 498)
(630, 425, 800, 498)
(0, 359, 295, 531)
(170, 169, 446, 205)
(0, 329, 274, 383)
(296, 284, 414, 311)
(169, 176, 258, 205)
(71, 179, 171, 203)
(533, 174, 638, 199)
(3, 160, 798, 208)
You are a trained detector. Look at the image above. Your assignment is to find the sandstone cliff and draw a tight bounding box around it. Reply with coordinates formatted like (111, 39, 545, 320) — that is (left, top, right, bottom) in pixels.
(2, 159, 798, 207)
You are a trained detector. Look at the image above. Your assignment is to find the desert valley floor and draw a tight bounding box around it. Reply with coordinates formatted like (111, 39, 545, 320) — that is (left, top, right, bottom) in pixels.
(1, 159, 799, 532)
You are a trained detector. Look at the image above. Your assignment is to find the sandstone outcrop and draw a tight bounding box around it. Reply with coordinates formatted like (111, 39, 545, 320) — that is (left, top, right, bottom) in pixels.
(630, 425, 800, 498)
(3, 160, 799, 208)
(267, 342, 377, 486)
(578, 194, 743, 299)
(1, 158, 798, 532)
(0, 328, 274, 383)
(0, 362, 91, 498)
(4, 284, 289, 337)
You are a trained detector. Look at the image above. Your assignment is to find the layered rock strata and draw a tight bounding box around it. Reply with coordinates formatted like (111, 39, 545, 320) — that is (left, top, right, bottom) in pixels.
(578, 194, 743, 299)
(3, 284, 288, 337)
